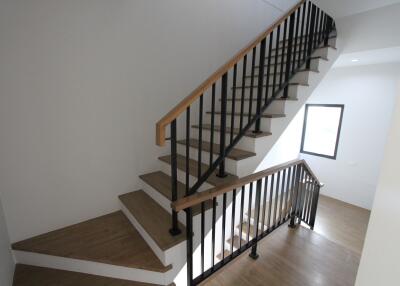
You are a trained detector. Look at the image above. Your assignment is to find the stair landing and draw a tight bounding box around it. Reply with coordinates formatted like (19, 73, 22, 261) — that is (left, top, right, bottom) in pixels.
(12, 211, 171, 273)
(13, 264, 169, 286)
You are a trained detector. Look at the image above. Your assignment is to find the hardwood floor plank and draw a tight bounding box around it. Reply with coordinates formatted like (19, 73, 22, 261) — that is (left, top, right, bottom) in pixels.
(201, 225, 360, 286)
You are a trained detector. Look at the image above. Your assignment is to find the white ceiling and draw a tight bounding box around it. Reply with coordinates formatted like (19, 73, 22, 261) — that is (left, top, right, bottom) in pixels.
(334, 47, 400, 68)
(314, 0, 400, 18)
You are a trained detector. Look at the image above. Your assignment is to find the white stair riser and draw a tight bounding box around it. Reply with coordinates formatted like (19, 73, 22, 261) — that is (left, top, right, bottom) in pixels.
(244, 69, 310, 86)
(159, 160, 215, 192)
(228, 84, 299, 101)
(205, 113, 273, 132)
(222, 98, 287, 115)
(120, 200, 186, 268)
(276, 36, 336, 49)
(253, 57, 321, 75)
(269, 45, 330, 58)
(190, 128, 259, 152)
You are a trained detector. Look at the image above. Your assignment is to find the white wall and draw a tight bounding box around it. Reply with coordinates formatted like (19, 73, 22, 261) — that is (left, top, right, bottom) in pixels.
(355, 77, 400, 286)
(255, 108, 304, 171)
(0, 195, 14, 286)
(300, 63, 399, 209)
(336, 3, 400, 53)
(0, 0, 297, 242)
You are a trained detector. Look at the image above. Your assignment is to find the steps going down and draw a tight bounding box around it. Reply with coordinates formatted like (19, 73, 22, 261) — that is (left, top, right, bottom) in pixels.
(11, 21, 340, 286)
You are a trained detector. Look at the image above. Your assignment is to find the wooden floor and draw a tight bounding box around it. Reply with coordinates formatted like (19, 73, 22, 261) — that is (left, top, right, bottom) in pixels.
(13, 265, 164, 286)
(313, 195, 370, 255)
(201, 195, 370, 286)
(12, 211, 170, 272)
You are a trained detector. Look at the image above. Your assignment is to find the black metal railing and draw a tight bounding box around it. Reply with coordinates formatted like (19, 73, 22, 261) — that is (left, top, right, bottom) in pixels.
(166, 0, 335, 235)
(172, 159, 323, 285)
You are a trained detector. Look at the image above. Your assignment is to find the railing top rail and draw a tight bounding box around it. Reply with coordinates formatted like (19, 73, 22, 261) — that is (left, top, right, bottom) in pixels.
(172, 158, 321, 212)
(156, 0, 306, 146)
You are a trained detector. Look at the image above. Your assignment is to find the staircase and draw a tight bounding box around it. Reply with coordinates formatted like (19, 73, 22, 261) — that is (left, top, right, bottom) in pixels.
(11, 1, 339, 286)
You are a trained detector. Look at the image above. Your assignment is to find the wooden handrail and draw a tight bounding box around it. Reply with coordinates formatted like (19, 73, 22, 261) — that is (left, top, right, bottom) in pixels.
(156, 0, 306, 146)
(171, 158, 321, 212)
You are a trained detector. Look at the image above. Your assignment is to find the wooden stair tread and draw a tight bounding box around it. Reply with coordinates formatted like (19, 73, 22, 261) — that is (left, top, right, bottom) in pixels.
(139, 171, 214, 215)
(209, 111, 286, 118)
(177, 139, 256, 161)
(192, 124, 272, 138)
(12, 211, 171, 273)
(119, 191, 186, 251)
(13, 264, 169, 286)
(158, 154, 238, 187)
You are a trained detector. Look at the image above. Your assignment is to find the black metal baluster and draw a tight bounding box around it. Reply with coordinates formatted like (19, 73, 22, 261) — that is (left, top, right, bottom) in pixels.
(221, 193, 227, 261)
(186, 108, 191, 196)
(211, 197, 217, 268)
(198, 95, 204, 179)
(298, 2, 307, 67)
(239, 186, 245, 249)
(279, 19, 288, 89)
(250, 179, 262, 259)
(319, 13, 326, 45)
(248, 47, 257, 123)
(255, 39, 266, 133)
(302, 173, 310, 221)
(306, 178, 314, 224)
(169, 120, 181, 235)
(246, 183, 253, 244)
(230, 189, 237, 257)
(309, 183, 321, 230)
(288, 165, 297, 220)
(240, 56, 247, 131)
(267, 173, 275, 230)
(209, 85, 216, 166)
(306, 4, 317, 69)
(292, 8, 301, 72)
(304, 2, 312, 67)
(324, 17, 333, 47)
(201, 201, 205, 275)
(272, 25, 281, 96)
(283, 14, 296, 98)
(264, 32, 274, 105)
(278, 169, 287, 224)
(261, 176, 269, 233)
(186, 208, 193, 286)
(298, 167, 307, 220)
(230, 64, 238, 143)
(289, 165, 301, 228)
(314, 8, 320, 49)
(273, 171, 281, 227)
(218, 73, 228, 178)
(283, 167, 292, 220)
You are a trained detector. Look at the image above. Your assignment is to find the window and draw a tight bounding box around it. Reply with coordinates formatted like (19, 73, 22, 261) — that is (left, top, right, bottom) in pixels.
(300, 104, 344, 159)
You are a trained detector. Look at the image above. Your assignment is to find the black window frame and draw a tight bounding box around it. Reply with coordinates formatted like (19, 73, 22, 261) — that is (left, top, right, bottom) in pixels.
(300, 104, 344, 160)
